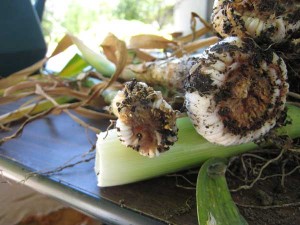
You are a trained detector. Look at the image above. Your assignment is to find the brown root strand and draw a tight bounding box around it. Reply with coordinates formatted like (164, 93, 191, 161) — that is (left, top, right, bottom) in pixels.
(236, 201, 300, 209)
(0, 108, 54, 145)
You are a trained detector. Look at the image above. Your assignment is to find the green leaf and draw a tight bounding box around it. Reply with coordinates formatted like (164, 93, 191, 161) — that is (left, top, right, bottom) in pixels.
(95, 104, 300, 187)
(69, 34, 116, 77)
(58, 54, 90, 78)
(196, 158, 248, 225)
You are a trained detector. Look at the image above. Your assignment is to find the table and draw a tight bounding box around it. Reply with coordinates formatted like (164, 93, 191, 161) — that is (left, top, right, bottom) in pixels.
(0, 104, 198, 225)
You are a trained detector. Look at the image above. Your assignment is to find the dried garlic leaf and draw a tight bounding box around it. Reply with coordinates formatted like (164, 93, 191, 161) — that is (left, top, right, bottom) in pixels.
(129, 34, 177, 49)
(49, 34, 73, 58)
(100, 33, 122, 65)
(176, 26, 211, 43)
(129, 49, 157, 62)
(73, 107, 115, 120)
(0, 59, 46, 90)
(100, 33, 128, 88)
(4, 80, 57, 96)
(173, 36, 219, 57)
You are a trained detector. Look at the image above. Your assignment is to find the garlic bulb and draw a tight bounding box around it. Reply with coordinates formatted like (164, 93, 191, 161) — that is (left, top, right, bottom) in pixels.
(211, 0, 300, 44)
(184, 37, 289, 146)
(274, 37, 300, 93)
(111, 80, 178, 157)
(120, 57, 198, 94)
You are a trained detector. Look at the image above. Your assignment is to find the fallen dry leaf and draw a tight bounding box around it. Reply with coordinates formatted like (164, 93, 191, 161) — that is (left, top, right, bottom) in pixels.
(49, 34, 74, 58)
(129, 34, 177, 49)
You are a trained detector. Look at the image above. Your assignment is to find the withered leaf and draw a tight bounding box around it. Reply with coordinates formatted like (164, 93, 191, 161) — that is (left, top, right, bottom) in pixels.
(129, 34, 177, 49)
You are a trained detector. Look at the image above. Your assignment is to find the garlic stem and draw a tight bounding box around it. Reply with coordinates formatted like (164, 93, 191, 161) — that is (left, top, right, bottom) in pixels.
(119, 57, 198, 93)
(95, 104, 300, 187)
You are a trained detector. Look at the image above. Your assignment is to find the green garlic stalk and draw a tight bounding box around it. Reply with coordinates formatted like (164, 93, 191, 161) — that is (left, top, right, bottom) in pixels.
(95, 104, 300, 187)
(196, 158, 248, 225)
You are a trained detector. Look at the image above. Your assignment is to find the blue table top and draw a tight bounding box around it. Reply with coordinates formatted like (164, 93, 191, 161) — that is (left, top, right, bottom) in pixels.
(0, 104, 198, 225)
